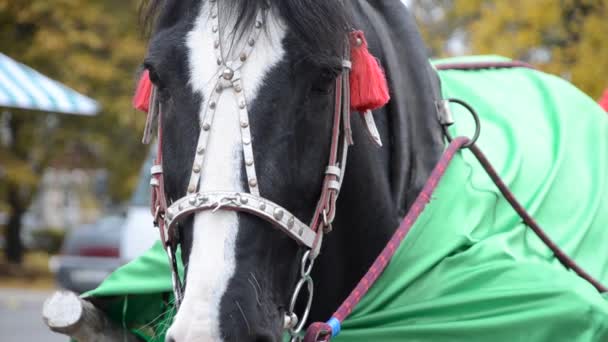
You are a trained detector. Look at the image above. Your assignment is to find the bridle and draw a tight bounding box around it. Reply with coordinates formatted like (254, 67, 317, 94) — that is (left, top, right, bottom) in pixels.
(142, 2, 362, 338)
(138, 3, 608, 341)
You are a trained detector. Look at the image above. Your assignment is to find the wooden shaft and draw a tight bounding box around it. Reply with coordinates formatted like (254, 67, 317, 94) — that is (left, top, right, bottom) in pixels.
(42, 291, 140, 342)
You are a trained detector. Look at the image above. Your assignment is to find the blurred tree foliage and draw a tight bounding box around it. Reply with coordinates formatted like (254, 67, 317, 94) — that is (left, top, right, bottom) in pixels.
(411, 0, 608, 98)
(0, 0, 147, 263)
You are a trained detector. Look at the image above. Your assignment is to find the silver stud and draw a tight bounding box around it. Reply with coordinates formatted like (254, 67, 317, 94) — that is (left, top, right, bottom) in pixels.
(273, 208, 284, 220)
(234, 84, 242, 93)
(240, 197, 249, 205)
(203, 123, 211, 131)
(259, 202, 266, 210)
(212, 12, 217, 19)
(216, 85, 223, 93)
(188, 185, 196, 193)
(214, 40, 219, 48)
(298, 227, 304, 236)
(356, 38, 363, 47)
(243, 138, 251, 145)
(240, 53, 247, 62)
(222, 68, 234, 80)
(241, 121, 249, 128)
(178, 203, 184, 211)
(209, 101, 216, 109)
(245, 159, 254, 166)
(249, 179, 258, 187)
(239, 101, 246, 109)
(287, 217, 295, 229)
(255, 21, 263, 28)
(212, 25, 218, 33)
(193, 164, 201, 173)
(217, 58, 222, 65)
(189, 197, 197, 205)
(248, 38, 255, 46)
(197, 146, 205, 155)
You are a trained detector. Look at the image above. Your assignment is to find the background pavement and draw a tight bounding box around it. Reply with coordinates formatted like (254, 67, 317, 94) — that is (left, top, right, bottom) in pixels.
(0, 288, 65, 342)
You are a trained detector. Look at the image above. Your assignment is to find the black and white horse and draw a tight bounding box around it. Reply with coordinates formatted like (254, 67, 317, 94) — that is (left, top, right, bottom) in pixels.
(141, 0, 443, 341)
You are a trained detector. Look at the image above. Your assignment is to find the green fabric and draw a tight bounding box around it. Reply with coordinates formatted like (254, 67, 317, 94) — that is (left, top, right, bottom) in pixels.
(85, 242, 182, 298)
(82, 242, 182, 341)
(87, 56, 608, 341)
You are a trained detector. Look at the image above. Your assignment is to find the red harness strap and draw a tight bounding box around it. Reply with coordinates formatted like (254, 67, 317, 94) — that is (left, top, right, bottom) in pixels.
(303, 137, 470, 342)
(304, 137, 607, 342)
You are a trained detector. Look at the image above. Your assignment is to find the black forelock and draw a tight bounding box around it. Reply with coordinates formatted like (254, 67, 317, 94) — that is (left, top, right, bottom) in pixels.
(140, 0, 351, 65)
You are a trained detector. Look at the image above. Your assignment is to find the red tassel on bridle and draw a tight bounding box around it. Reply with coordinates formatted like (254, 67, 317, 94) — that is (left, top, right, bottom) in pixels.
(133, 33, 390, 116)
(349, 31, 390, 113)
(134, 69, 153, 113)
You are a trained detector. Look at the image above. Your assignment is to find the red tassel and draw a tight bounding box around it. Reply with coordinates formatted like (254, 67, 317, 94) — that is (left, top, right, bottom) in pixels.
(349, 31, 390, 112)
(133, 70, 153, 113)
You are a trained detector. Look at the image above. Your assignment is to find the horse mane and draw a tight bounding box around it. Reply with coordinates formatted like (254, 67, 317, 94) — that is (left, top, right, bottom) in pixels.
(140, 0, 351, 66)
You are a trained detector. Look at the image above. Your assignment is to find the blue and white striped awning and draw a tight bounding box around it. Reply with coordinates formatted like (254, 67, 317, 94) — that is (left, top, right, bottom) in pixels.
(0, 53, 100, 116)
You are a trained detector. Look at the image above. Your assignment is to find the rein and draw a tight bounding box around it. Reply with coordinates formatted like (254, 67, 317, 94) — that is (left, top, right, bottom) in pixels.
(303, 102, 608, 342)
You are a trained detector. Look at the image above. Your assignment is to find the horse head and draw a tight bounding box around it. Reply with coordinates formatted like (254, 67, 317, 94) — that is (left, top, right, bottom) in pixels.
(138, 1, 444, 341)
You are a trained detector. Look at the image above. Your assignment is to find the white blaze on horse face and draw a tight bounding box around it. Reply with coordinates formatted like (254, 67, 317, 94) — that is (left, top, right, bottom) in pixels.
(166, 4, 286, 342)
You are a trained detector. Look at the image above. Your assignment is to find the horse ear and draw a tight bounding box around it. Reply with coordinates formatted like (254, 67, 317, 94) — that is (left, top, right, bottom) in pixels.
(349, 30, 390, 113)
(134, 70, 153, 113)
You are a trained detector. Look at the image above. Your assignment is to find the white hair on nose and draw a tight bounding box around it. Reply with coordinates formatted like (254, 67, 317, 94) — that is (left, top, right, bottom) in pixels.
(166, 2, 286, 341)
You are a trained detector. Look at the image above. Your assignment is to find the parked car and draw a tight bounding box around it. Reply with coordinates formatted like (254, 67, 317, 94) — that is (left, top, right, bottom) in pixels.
(51, 215, 125, 293)
(51, 146, 160, 293)
(120, 147, 159, 261)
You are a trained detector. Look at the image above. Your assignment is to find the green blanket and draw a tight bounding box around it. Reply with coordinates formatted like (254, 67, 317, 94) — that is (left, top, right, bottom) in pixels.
(86, 56, 608, 341)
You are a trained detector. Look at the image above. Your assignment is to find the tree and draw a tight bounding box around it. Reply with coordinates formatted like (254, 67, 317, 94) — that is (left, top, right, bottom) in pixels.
(0, 0, 147, 264)
(410, 0, 608, 98)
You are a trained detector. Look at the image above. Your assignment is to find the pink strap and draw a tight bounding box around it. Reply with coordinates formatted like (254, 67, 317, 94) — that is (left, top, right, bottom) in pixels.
(304, 136, 606, 341)
(333, 137, 468, 322)
(303, 137, 469, 342)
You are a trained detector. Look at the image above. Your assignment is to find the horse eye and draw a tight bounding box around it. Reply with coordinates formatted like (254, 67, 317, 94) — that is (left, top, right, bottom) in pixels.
(143, 62, 164, 88)
(311, 71, 337, 94)
(148, 69, 163, 87)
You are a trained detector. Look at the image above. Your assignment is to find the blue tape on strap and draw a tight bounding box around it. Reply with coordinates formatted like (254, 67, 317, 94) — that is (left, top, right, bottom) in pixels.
(327, 317, 341, 337)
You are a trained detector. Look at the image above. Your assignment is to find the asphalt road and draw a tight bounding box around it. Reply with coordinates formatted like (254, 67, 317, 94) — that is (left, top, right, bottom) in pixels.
(0, 288, 66, 342)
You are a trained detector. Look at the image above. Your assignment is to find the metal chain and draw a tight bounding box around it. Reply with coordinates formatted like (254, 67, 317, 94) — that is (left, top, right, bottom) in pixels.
(285, 250, 316, 341)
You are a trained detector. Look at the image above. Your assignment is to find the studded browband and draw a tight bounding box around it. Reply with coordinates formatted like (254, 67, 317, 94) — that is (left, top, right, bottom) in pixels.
(143, 2, 355, 305)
